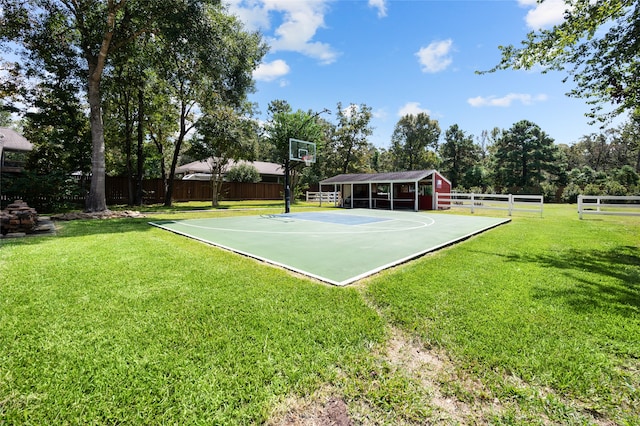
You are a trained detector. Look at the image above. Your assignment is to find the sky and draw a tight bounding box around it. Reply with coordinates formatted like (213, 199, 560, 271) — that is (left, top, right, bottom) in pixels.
(225, 0, 614, 149)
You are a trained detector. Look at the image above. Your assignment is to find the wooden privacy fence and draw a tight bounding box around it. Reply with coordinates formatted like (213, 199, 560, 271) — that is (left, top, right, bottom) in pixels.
(105, 177, 282, 204)
(435, 192, 544, 217)
(577, 195, 640, 219)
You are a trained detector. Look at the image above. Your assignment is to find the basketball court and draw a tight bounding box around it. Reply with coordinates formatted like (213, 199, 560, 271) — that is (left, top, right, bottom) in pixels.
(149, 209, 510, 286)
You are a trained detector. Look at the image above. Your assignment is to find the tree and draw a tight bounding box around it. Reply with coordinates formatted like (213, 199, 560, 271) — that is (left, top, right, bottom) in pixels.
(485, 0, 640, 123)
(439, 124, 480, 189)
(492, 120, 562, 192)
(619, 114, 640, 172)
(188, 104, 259, 206)
(0, 0, 264, 212)
(227, 163, 261, 183)
(263, 100, 326, 212)
(156, 10, 265, 207)
(102, 40, 151, 206)
(0, 60, 23, 121)
(327, 103, 373, 175)
(390, 113, 440, 171)
(23, 77, 92, 176)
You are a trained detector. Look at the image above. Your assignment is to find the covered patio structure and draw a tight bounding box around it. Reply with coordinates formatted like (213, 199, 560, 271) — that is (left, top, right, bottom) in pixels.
(319, 170, 451, 211)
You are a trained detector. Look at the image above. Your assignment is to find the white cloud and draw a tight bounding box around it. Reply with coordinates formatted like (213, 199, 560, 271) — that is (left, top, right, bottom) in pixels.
(467, 93, 549, 107)
(372, 108, 388, 120)
(225, 0, 271, 32)
(341, 103, 360, 118)
(398, 102, 431, 117)
(518, 0, 568, 29)
(225, 0, 339, 64)
(253, 59, 290, 82)
(416, 39, 453, 73)
(368, 0, 387, 18)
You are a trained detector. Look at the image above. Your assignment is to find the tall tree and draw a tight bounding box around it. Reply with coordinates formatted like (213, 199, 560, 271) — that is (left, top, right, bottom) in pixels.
(620, 114, 640, 172)
(492, 120, 562, 191)
(0, 0, 264, 211)
(485, 0, 640, 123)
(102, 41, 149, 205)
(263, 100, 326, 212)
(328, 103, 373, 175)
(23, 75, 92, 176)
(439, 124, 480, 189)
(155, 10, 266, 207)
(390, 113, 440, 171)
(0, 60, 23, 120)
(574, 131, 616, 172)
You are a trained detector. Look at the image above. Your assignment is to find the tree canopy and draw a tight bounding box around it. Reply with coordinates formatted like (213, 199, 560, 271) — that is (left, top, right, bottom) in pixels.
(439, 124, 480, 189)
(390, 112, 440, 171)
(492, 120, 563, 191)
(0, 0, 265, 211)
(485, 0, 639, 123)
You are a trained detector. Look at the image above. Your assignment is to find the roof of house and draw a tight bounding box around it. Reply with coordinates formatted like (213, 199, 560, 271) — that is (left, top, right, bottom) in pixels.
(176, 158, 284, 176)
(321, 170, 450, 185)
(0, 128, 33, 152)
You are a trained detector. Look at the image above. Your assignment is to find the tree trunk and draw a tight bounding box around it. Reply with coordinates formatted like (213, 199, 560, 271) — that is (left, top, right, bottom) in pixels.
(163, 102, 190, 206)
(85, 74, 108, 212)
(164, 141, 181, 206)
(135, 88, 145, 206)
(84, 7, 116, 213)
(124, 98, 134, 206)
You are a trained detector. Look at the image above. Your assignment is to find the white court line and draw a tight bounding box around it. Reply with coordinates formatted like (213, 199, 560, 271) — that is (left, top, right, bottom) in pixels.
(157, 214, 435, 235)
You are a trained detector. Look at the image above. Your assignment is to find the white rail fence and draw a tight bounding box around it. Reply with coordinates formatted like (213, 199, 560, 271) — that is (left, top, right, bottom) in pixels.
(436, 193, 544, 217)
(306, 191, 341, 206)
(578, 195, 640, 219)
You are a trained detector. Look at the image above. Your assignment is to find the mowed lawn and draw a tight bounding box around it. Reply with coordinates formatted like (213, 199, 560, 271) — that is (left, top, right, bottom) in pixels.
(0, 204, 638, 424)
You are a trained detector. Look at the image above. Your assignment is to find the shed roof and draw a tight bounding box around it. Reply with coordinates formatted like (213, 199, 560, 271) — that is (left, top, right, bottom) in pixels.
(321, 170, 447, 185)
(0, 128, 33, 152)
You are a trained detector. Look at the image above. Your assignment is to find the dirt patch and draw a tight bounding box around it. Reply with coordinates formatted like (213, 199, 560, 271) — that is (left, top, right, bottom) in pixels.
(267, 392, 351, 426)
(382, 329, 483, 424)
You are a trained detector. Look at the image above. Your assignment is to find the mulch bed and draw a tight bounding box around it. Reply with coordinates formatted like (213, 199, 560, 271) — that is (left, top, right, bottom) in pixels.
(51, 210, 146, 221)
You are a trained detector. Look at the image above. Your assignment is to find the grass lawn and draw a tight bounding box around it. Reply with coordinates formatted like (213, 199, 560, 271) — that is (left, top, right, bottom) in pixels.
(0, 203, 638, 424)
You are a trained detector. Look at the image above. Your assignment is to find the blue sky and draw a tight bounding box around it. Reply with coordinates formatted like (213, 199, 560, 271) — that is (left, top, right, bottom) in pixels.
(226, 0, 612, 148)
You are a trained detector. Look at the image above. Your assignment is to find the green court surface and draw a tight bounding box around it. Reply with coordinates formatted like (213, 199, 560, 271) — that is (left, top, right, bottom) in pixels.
(150, 209, 510, 286)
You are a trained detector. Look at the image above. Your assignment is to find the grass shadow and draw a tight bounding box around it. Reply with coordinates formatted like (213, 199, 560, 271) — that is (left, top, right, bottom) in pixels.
(502, 245, 640, 316)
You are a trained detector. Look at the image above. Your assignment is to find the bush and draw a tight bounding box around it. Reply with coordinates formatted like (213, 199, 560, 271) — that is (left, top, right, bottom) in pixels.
(604, 180, 627, 196)
(613, 165, 639, 188)
(583, 183, 603, 196)
(1, 171, 84, 212)
(226, 163, 261, 183)
(540, 182, 559, 203)
(561, 183, 581, 203)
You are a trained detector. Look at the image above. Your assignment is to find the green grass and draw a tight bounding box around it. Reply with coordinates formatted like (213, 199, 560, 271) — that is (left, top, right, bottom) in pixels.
(367, 205, 640, 424)
(1, 204, 638, 424)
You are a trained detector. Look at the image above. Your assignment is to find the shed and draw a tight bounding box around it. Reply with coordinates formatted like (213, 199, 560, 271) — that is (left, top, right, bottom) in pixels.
(320, 170, 451, 211)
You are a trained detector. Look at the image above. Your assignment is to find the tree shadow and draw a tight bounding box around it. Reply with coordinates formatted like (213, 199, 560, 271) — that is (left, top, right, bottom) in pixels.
(495, 245, 639, 316)
(0, 218, 157, 247)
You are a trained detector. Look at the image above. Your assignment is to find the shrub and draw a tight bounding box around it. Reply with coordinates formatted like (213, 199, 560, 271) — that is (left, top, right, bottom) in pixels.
(561, 183, 581, 203)
(1, 171, 84, 212)
(226, 163, 261, 183)
(540, 182, 559, 203)
(604, 180, 627, 196)
(583, 183, 603, 196)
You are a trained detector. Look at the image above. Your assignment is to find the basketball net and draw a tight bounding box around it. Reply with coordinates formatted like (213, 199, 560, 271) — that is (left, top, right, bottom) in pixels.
(303, 155, 313, 166)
